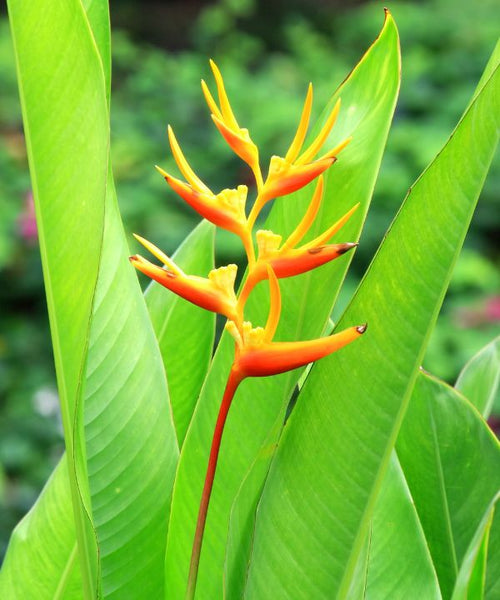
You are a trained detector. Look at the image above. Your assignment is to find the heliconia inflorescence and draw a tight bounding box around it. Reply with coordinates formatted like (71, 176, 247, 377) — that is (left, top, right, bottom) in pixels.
(129, 60, 366, 600)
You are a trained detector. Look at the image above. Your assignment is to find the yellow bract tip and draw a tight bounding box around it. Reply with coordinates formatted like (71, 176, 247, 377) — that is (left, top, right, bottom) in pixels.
(167, 126, 212, 195)
(285, 83, 314, 164)
(297, 97, 342, 165)
(282, 175, 324, 251)
(320, 136, 353, 161)
(155, 165, 169, 179)
(208, 59, 239, 131)
(132, 234, 184, 276)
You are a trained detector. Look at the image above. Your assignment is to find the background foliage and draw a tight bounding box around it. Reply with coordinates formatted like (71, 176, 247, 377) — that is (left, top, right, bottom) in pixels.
(0, 0, 498, 562)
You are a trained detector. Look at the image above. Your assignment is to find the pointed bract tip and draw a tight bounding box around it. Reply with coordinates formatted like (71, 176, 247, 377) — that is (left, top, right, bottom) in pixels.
(337, 242, 359, 255)
(155, 165, 169, 180)
(356, 323, 368, 334)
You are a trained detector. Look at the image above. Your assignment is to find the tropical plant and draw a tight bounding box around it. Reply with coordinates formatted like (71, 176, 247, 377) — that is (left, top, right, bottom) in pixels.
(1, 2, 499, 599)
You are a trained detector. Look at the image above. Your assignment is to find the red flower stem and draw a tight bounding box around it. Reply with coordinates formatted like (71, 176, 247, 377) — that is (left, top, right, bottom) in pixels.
(185, 366, 243, 600)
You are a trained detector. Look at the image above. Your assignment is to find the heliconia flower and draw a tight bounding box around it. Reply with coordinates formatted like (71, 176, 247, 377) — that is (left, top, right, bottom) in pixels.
(249, 85, 352, 226)
(201, 60, 263, 188)
(227, 266, 366, 378)
(129, 234, 238, 320)
(156, 163, 248, 237)
(238, 177, 359, 308)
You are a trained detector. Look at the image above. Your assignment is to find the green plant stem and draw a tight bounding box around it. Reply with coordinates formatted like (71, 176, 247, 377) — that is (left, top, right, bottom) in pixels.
(185, 366, 243, 600)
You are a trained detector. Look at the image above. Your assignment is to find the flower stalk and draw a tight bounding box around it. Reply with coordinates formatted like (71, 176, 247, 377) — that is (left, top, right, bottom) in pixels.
(185, 367, 243, 600)
(130, 61, 365, 599)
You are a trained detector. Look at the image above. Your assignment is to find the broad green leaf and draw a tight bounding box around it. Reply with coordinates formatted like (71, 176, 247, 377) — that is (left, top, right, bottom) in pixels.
(224, 414, 283, 599)
(145, 220, 216, 445)
(455, 336, 500, 418)
(397, 373, 500, 599)
(0, 457, 81, 599)
(7, 2, 181, 598)
(243, 54, 500, 598)
(363, 454, 441, 599)
(165, 12, 401, 599)
(7, 0, 109, 595)
(81, 0, 111, 102)
(346, 529, 370, 600)
(451, 495, 498, 600)
(82, 174, 179, 599)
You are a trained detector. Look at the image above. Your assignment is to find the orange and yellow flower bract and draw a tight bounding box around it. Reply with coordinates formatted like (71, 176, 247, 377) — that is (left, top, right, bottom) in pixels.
(131, 61, 363, 376)
(129, 61, 366, 600)
(227, 266, 366, 378)
(130, 235, 238, 321)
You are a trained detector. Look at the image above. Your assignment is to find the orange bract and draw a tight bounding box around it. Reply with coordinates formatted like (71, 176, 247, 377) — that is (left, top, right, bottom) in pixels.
(131, 61, 365, 377)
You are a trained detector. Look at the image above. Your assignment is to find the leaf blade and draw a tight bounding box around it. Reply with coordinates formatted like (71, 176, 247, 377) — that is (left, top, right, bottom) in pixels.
(6, 0, 110, 594)
(0, 458, 81, 599)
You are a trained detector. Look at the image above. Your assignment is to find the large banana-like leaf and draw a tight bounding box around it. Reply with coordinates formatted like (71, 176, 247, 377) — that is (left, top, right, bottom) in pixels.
(164, 12, 401, 598)
(0, 457, 81, 599)
(82, 178, 179, 599)
(397, 372, 500, 598)
(5, 2, 181, 598)
(145, 221, 216, 446)
(349, 355, 500, 600)
(6, 0, 109, 594)
(361, 454, 442, 599)
(242, 51, 499, 599)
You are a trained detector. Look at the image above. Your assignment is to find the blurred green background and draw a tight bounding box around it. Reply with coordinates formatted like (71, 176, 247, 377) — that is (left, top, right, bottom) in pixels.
(0, 0, 498, 561)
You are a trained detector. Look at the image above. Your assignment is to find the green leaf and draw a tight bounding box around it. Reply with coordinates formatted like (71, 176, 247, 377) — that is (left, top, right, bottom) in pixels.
(145, 220, 216, 445)
(451, 495, 498, 600)
(455, 336, 500, 418)
(397, 373, 500, 599)
(82, 174, 180, 600)
(363, 454, 442, 599)
(165, 11, 401, 599)
(81, 0, 111, 103)
(7, 0, 109, 595)
(0, 458, 81, 599)
(224, 416, 283, 599)
(6, 2, 181, 598)
(242, 50, 500, 599)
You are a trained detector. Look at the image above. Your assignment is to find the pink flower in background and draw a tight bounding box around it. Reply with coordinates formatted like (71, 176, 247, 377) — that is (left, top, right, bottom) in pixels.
(456, 296, 500, 327)
(485, 297, 500, 322)
(18, 191, 37, 243)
